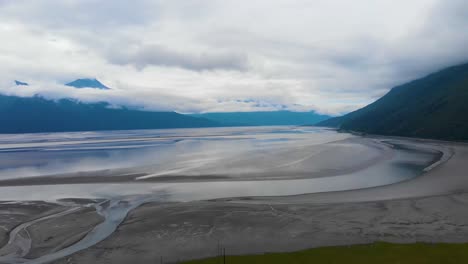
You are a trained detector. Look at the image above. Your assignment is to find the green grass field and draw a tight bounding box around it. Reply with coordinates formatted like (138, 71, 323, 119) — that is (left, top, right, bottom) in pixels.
(184, 242, 468, 264)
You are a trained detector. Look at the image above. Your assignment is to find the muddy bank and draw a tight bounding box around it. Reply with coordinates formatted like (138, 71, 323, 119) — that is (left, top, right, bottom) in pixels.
(49, 138, 468, 264)
(0, 202, 64, 249)
(53, 192, 468, 264)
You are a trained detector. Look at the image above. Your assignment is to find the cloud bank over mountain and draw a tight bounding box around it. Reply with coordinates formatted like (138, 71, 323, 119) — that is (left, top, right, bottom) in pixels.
(0, 0, 467, 115)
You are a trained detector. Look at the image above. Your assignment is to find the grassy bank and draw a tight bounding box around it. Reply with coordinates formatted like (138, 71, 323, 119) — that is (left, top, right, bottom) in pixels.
(184, 242, 468, 264)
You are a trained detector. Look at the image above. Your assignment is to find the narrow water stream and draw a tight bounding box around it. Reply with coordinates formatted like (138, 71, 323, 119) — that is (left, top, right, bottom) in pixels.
(28, 196, 152, 264)
(0, 196, 153, 264)
(0, 207, 81, 263)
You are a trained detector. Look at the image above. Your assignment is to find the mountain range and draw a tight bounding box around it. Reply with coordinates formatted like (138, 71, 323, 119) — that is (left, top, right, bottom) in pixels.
(3, 78, 221, 133)
(0, 95, 219, 133)
(190, 111, 330, 126)
(14, 78, 110, 90)
(7, 64, 468, 137)
(317, 62, 468, 141)
(2, 78, 331, 132)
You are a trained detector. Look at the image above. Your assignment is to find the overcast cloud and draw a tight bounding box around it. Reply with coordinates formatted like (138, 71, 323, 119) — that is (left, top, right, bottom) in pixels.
(0, 0, 467, 115)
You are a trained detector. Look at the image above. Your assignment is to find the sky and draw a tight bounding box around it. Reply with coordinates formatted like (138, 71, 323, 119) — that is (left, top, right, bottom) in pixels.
(0, 0, 467, 115)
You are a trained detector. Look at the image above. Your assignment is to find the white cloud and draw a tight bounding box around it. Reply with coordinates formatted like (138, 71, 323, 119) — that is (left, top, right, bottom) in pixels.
(107, 44, 249, 71)
(0, 0, 467, 116)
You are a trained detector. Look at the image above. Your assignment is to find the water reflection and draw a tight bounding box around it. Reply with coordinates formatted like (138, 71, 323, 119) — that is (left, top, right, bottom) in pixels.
(0, 126, 439, 201)
(0, 126, 351, 179)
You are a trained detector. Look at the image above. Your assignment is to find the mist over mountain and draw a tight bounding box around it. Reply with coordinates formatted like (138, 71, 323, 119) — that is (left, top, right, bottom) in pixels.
(191, 111, 330, 126)
(317, 63, 468, 141)
(1, 78, 330, 133)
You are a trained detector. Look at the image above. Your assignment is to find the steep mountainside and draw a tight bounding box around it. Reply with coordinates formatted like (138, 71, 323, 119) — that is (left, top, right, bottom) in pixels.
(317, 63, 468, 140)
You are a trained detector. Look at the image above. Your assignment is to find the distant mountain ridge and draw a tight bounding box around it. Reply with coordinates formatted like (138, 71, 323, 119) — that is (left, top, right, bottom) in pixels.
(317, 62, 468, 141)
(3, 77, 331, 133)
(14, 80, 29, 86)
(65, 78, 110, 90)
(0, 94, 218, 133)
(190, 111, 330, 126)
(12, 78, 110, 89)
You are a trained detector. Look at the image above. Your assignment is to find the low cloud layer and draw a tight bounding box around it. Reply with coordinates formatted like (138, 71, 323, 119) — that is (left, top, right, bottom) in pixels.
(108, 44, 249, 71)
(0, 0, 467, 115)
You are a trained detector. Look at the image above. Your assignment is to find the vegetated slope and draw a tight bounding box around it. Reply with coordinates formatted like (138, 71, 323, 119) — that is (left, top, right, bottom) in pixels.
(317, 62, 468, 140)
(0, 94, 218, 133)
(184, 242, 468, 264)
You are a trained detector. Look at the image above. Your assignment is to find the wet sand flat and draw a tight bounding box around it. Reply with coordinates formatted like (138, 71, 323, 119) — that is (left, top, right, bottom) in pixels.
(52, 192, 468, 264)
(0, 137, 389, 185)
(0, 202, 65, 249)
(50, 138, 468, 264)
(25, 206, 103, 259)
(0, 134, 466, 263)
(0, 136, 439, 193)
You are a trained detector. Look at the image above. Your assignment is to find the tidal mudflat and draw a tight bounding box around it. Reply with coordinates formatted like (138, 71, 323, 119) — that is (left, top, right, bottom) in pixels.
(0, 127, 465, 263)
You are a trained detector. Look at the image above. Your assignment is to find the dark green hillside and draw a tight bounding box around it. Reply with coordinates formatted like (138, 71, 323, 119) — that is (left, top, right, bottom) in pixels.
(317, 63, 468, 140)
